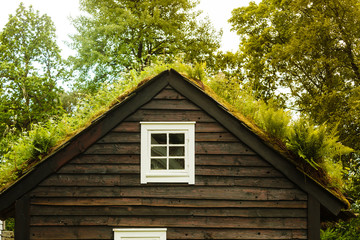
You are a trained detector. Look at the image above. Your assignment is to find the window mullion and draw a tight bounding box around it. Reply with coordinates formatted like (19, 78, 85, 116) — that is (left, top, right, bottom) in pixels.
(166, 132, 169, 170)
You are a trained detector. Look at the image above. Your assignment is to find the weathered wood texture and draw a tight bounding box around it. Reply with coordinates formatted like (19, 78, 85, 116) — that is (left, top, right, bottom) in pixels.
(29, 87, 308, 239)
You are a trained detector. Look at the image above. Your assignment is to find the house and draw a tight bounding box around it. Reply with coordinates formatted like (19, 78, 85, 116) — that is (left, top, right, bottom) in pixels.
(0, 69, 348, 240)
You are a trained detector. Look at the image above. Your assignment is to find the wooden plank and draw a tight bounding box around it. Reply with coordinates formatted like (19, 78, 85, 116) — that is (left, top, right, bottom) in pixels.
(30, 205, 307, 217)
(29, 227, 307, 240)
(15, 194, 30, 240)
(308, 194, 320, 240)
(40, 174, 296, 188)
(112, 122, 140, 132)
(141, 99, 200, 110)
(30, 226, 111, 239)
(40, 174, 123, 186)
(195, 154, 270, 167)
(196, 122, 228, 132)
(233, 177, 296, 188)
(153, 89, 186, 99)
(196, 166, 283, 177)
(98, 132, 140, 143)
(70, 154, 139, 164)
(125, 109, 216, 122)
(84, 143, 139, 155)
(57, 164, 139, 174)
(168, 228, 307, 240)
(30, 216, 307, 229)
(30, 186, 307, 200)
(195, 132, 238, 142)
(196, 142, 255, 155)
(31, 197, 307, 208)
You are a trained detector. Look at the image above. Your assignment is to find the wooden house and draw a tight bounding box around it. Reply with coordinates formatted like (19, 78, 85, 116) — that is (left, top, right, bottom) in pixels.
(0, 69, 348, 240)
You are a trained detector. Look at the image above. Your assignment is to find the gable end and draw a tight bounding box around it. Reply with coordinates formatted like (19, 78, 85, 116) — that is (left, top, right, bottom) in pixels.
(0, 69, 346, 220)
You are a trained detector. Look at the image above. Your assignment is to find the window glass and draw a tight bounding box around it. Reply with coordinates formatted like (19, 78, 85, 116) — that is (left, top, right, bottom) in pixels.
(151, 146, 167, 156)
(169, 133, 184, 144)
(169, 146, 184, 156)
(169, 158, 185, 169)
(151, 134, 167, 144)
(151, 159, 167, 170)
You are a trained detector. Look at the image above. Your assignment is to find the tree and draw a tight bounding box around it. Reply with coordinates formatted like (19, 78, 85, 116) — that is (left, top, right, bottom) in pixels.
(69, 0, 221, 92)
(229, 0, 360, 213)
(229, 0, 360, 151)
(0, 3, 65, 135)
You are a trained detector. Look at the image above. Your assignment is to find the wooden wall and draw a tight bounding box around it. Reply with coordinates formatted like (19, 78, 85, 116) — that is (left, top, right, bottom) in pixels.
(29, 86, 308, 239)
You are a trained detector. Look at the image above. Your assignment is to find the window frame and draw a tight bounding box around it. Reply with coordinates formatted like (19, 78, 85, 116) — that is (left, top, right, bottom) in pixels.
(140, 122, 195, 184)
(113, 228, 167, 240)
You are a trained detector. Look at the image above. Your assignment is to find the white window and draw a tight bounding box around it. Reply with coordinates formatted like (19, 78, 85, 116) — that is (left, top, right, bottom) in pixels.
(140, 122, 195, 184)
(114, 228, 167, 240)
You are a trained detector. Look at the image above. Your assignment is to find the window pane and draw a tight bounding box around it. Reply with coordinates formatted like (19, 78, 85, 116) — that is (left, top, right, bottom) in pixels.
(151, 134, 167, 144)
(151, 158, 167, 170)
(169, 146, 184, 156)
(151, 146, 167, 156)
(169, 133, 184, 144)
(169, 158, 185, 169)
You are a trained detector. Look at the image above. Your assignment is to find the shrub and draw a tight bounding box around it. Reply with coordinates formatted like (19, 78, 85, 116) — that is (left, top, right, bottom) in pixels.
(321, 217, 360, 240)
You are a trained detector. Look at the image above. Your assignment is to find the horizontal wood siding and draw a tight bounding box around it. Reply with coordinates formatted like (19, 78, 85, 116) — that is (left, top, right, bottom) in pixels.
(29, 87, 308, 239)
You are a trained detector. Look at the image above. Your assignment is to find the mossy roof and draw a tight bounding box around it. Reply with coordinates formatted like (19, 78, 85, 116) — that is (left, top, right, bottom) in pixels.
(0, 69, 349, 219)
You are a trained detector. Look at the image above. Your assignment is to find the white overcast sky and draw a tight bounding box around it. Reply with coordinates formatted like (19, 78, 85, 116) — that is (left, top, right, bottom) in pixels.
(0, 0, 257, 58)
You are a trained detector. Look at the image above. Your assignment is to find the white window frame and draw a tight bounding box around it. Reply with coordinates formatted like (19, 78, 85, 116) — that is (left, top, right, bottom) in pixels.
(140, 122, 195, 184)
(114, 228, 167, 240)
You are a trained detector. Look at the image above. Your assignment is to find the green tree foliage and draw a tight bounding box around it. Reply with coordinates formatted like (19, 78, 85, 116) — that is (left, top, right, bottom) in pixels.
(229, 0, 360, 151)
(229, 0, 360, 209)
(211, 51, 243, 79)
(69, 0, 221, 92)
(0, 3, 65, 135)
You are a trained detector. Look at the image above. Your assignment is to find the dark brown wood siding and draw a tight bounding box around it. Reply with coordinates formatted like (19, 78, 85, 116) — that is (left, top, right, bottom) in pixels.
(29, 86, 308, 239)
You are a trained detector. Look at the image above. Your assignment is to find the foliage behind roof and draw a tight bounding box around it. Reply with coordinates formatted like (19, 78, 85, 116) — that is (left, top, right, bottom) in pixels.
(0, 61, 351, 209)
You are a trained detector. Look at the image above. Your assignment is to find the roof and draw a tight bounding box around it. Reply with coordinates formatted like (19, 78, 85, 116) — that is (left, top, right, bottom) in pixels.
(0, 69, 348, 219)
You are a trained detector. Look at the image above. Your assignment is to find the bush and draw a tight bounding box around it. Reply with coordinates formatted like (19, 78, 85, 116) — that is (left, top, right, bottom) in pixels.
(4, 218, 14, 231)
(321, 217, 360, 240)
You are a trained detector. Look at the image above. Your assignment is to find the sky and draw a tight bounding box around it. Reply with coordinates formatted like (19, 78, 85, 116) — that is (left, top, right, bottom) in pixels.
(0, 0, 256, 58)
